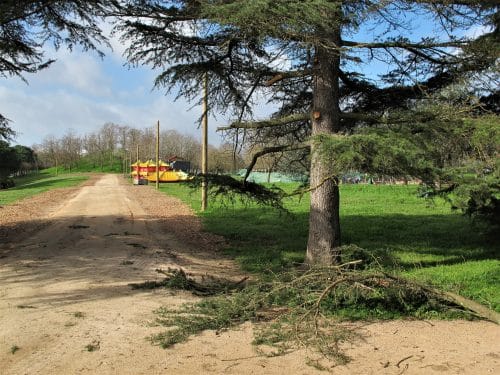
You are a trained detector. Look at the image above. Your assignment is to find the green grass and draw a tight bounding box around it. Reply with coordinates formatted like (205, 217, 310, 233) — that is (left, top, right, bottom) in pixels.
(160, 182, 499, 312)
(0, 171, 89, 205)
(44, 156, 124, 174)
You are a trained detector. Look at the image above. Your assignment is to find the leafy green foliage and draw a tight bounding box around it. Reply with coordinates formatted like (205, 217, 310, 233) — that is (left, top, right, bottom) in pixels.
(0, 140, 38, 188)
(444, 116, 500, 226)
(201, 0, 342, 43)
(0, 140, 20, 187)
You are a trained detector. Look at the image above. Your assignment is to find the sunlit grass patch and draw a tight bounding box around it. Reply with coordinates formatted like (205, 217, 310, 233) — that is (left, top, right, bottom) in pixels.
(161, 182, 499, 311)
(0, 171, 88, 205)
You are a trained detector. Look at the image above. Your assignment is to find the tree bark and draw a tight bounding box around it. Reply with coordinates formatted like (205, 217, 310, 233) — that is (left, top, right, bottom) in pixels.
(306, 28, 342, 265)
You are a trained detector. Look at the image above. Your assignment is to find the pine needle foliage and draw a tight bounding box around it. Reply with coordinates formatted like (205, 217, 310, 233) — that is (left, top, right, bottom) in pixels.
(117, 0, 499, 263)
(187, 174, 287, 211)
(150, 250, 475, 364)
(316, 110, 500, 226)
(130, 268, 248, 296)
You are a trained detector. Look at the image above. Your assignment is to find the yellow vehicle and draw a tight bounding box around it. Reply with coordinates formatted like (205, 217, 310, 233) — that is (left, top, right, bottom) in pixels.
(146, 170, 191, 182)
(131, 159, 191, 183)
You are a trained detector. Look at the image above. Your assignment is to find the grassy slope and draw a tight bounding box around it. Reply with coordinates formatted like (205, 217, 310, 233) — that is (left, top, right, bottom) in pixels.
(0, 171, 89, 205)
(43, 157, 124, 174)
(159, 182, 499, 312)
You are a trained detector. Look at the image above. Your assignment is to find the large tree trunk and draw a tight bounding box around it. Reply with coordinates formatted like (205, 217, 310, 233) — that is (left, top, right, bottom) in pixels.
(306, 29, 342, 265)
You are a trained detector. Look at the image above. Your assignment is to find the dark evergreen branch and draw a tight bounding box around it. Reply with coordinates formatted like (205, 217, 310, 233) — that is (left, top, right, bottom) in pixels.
(403, 46, 456, 65)
(265, 69, 312, 86)
(187, 174, 286, 211)
(0, 114, 15, 141)
(341, 39, 468, 49)
(243, 143, 310, 182)
(218, 113, 309, 131)
(219, 111, 442, 132)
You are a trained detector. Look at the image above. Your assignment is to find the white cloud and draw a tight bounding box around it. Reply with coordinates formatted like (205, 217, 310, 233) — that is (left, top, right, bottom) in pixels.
(0, 75, 224, 148)
(0, 21, 238, 149)
(463, 25, 492, 39)
(33, 51, 114, 97)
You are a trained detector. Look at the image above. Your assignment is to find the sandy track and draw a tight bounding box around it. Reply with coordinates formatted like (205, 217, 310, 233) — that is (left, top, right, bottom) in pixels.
(0, 174, 498, 374)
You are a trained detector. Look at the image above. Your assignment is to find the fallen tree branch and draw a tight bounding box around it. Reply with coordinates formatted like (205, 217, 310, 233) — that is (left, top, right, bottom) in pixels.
(441, 291, 500, 324)
(382, 272, 500, 324)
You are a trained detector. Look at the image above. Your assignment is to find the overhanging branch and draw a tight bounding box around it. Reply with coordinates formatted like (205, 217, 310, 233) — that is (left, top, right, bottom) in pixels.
(244, 143, 310, 182)
(341, 39, 467, 49)
(217, 113, 309, 131)
(265, 69, 312, 86)
(218, 111, 441, 132)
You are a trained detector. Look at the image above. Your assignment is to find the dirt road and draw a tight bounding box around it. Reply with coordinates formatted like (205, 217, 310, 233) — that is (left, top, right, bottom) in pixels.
(0, 174, 499, 374)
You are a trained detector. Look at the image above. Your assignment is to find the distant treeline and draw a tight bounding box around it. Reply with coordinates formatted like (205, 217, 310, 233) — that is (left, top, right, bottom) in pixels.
(32, 123, 245, 174)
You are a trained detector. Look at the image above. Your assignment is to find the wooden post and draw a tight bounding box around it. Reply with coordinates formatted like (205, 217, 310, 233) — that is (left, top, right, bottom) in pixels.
(156, 120, 160, 190)
(122, 149, 126, 177)
(128, 151, 132, 176)
(201, 73, 208, 211)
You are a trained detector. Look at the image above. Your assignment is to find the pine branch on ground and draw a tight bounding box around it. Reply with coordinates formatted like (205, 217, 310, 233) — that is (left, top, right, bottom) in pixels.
(145, 248, 486, 365)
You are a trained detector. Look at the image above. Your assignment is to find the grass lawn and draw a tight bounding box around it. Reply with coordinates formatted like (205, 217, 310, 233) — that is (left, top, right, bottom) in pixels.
(160, 182, 500, 312)
(0, 171, 89, 205)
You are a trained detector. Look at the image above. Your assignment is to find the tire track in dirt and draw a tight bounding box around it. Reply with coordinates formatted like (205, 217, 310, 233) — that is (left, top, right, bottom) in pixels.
(0, 174, 498, 374)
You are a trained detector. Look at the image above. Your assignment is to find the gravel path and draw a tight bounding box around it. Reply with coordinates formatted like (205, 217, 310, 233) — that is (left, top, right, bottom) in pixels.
(0, 174, 498, 374)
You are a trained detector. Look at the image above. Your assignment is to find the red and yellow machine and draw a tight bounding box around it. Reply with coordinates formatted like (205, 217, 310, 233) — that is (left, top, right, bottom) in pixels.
(131, 159, 190, 184)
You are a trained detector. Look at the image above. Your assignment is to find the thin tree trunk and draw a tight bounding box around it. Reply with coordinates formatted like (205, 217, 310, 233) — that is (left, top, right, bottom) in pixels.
(306, 28, 342, 265)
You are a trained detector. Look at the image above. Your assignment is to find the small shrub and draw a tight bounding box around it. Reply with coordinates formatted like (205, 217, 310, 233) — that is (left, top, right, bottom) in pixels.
(0, 178, 15, 189)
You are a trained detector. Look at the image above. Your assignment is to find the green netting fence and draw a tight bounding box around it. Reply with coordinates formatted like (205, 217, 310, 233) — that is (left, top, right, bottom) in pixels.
(236, 170, 308, 183)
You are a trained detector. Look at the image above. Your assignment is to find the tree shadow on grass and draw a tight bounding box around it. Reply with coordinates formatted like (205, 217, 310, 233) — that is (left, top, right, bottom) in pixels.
(10, 177, 83, 191)
(341, 214, 499, 269)
(200, 206, 499, 272)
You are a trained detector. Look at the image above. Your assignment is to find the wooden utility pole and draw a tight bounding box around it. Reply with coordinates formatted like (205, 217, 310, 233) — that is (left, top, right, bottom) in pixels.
(156, 120, 160, 190)
(128, 150, 132, 176)
(123, 149, 127, 178)
(136, 144, 139, 162)
(201, 72, 208, 211)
